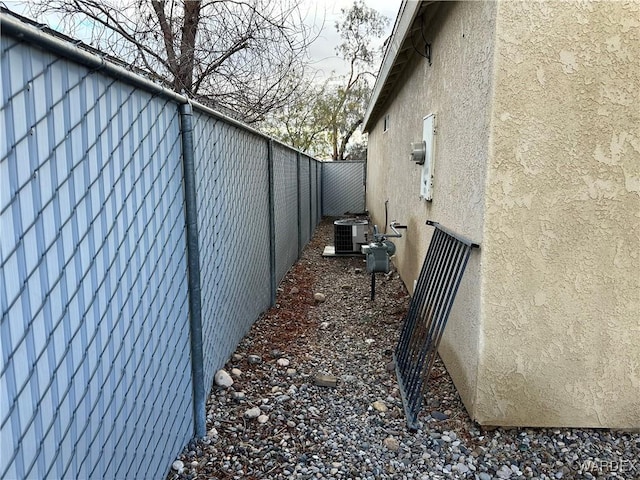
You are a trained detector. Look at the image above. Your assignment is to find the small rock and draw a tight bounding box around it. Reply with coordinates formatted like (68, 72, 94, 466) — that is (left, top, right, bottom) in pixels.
(431, 411, 449, 421)
(214, 370, 233, 387)
(232, 353, 243, 362)
(172, 460, 184, 473)
(441, 435, 452, 442)
(289, 287, 299, 295)
(341, 284, 352, 290)
(385, 360, 396, 371)
(270, 349, 283, 358)
(247, 354, 262, 364)
(479, 473, 492, 480)
(372, 400, 388, 412)
(383, 437, 400, 452)
(496, 465, 513, 479)
(456, 463, 469, 474)
(355, 268, 363, 274)
(257, 414, 269, 424)
(314, 373, 338, 387)
(244, 407, 261, 419)
(364, 338, 375, 345)
(208, 427, 218, 438)
(287, 420, 296, 428)
(277, 358, 290, 367)
(286, 368, 297, 376)
(230, 368, 242, 377)
(232, 391, 246, 401)
(320, 321, 330, 329)
(314, 292, 326, 302)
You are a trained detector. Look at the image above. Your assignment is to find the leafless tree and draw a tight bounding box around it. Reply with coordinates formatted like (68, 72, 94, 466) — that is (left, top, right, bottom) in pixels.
(32, 0, 317, 123)
(263, 0, 388, 160)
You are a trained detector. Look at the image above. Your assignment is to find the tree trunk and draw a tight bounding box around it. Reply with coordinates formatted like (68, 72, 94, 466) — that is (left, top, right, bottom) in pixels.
(338, 118, 363, 160)
(177, 0, 202, 93)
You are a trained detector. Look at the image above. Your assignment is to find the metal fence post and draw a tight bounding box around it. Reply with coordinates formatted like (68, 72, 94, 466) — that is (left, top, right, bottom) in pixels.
(296, 152, 302, 257)
(267, 139, 277, 306)
(308, 158, 313, 239)
(179, 102, 206, 439)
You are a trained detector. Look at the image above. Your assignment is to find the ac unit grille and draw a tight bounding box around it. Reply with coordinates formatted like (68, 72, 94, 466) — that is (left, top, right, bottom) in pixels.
(334, 219, 368, 253)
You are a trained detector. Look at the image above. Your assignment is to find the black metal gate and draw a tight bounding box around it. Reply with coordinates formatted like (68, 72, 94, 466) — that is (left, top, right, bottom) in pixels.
(394, 221, 479, 429)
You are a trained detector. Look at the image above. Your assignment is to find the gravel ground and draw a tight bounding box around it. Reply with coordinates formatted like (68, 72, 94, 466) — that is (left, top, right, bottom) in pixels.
(167, 218, 640, 480)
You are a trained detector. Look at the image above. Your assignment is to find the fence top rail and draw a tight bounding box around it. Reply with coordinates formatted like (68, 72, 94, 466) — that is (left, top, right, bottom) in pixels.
(0, 6, 321, 162)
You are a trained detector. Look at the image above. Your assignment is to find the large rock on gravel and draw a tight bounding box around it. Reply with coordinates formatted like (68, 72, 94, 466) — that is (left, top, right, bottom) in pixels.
(214, 369, 233, 387)
(314, 292, 326, 302)
(383, 437, 400, 451)
(247, 354, 262, 364)
(372, 400, 388, 412)
(314, 373, 338, 387)
(244, 407, 261, 419)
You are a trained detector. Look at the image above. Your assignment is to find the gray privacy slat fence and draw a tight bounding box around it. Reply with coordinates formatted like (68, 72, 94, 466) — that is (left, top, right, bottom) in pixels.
(273, 144, 300, 285)
(0, 14, 326, 480)
(0, 35, 193, 480)
(192, 113, 273, 392)
(299, 156, 311, 249)
(322, 161, 366, 216)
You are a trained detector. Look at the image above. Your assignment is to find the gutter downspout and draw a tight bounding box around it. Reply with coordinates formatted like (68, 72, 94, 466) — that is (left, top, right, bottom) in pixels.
(179, 102, 206, 439)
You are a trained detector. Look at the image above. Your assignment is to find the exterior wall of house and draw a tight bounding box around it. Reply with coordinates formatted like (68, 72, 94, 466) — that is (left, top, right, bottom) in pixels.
(478, 0, 640, 428)
(366, 1, 498, 414)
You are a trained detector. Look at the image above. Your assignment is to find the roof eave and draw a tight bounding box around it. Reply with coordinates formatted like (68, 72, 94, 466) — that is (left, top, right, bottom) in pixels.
(363, 1, 432, 132)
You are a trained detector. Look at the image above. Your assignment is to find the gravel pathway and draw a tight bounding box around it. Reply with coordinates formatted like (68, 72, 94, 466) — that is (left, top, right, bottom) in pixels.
(167, 218, 639, 480)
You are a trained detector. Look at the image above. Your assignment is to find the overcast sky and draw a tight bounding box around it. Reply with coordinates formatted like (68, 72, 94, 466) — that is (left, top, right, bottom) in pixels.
(300, 0, 402, 80)
(4, 0, 401, 80)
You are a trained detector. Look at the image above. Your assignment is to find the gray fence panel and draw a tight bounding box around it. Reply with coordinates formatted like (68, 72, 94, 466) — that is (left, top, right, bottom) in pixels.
(311, 159, 319, 228)
(192, 112, 272, 391)
(322, 161, 365, 216)
(318, 162, 323, 223)
(299, 156, 311, 248)
(1, 36, 193, 480)
(273, 144, 299, 284)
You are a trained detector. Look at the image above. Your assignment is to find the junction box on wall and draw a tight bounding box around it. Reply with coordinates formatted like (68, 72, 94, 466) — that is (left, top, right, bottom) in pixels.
(409, 113, 436, 201)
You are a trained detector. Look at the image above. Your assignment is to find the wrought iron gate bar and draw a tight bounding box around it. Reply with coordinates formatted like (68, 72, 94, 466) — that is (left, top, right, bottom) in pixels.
(394, 221, 479, 429)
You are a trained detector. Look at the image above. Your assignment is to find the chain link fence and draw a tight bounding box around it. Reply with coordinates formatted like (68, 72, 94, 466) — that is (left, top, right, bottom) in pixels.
(322, 161, 366, 216)
(192, 112, 273, 391)
(0, 31, 194, 480)
(1, 11, 324, 480)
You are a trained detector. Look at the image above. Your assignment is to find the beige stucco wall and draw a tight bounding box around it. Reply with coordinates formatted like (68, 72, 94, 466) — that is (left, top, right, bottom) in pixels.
(366, 1, 497, 414)
(479, 0, 640, 427)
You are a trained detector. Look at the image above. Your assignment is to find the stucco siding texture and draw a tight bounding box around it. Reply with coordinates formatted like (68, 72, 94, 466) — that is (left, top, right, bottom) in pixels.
(366, 1, 497, 414)
(480, 1, 640, 427)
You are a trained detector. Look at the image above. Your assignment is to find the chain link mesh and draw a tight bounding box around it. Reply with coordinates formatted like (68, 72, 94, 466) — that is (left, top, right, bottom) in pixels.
(192, 111, 273, 390)
(1, 20, 327, 479)
(322, 161, 366, 216)
(1, 35, 193, 479)
(272, 144, 300, 284)
(311, 159, 320, 230)
(299, 156, 311, 248)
